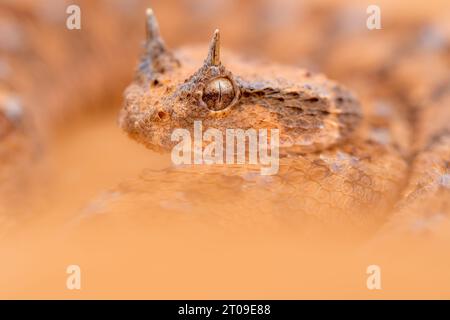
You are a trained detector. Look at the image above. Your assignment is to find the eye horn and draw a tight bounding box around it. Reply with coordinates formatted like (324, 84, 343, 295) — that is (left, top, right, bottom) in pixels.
(202, 77, 235, 111)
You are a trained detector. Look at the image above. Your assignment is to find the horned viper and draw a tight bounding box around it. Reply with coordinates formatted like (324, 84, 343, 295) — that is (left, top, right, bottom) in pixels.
(100, 9, 448, 235)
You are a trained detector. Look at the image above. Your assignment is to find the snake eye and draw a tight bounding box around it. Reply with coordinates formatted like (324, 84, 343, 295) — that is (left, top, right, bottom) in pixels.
(202, 77, 235, 111)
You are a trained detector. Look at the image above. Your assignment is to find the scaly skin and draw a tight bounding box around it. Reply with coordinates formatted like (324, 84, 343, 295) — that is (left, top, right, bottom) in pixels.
(0, 0, 146, 226)
(103, 9, 448, 238)
(111, 10, 450, 238)
(120, 12, 362, 154)
(109, 10, 414, 232)
(0, 3, 448, 239)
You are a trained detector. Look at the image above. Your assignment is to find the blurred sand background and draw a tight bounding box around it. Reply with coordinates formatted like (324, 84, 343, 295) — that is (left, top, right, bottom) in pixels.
(0, 0, 449, 298)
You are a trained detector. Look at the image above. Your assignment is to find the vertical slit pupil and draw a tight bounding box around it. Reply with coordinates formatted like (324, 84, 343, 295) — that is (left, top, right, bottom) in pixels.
(203, 78, 235, 111)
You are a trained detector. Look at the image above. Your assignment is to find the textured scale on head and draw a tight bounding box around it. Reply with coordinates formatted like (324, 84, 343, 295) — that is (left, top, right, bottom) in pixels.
(119, 9, 363, 153)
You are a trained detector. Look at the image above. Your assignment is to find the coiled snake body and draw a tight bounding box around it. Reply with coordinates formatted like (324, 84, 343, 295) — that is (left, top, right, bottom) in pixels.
(0, 2, 449, 240)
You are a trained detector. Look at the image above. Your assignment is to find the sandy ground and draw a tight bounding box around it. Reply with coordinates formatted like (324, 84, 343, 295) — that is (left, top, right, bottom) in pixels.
(0, 109, 448, 299)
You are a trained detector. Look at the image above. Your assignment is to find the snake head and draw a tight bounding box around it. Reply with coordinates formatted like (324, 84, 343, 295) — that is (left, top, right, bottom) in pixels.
(119, 9, 362, 153)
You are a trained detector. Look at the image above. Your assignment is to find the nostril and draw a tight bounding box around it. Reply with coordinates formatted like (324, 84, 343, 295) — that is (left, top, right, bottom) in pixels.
(156, 110, 169, 121)
(0, 95, 23, 139)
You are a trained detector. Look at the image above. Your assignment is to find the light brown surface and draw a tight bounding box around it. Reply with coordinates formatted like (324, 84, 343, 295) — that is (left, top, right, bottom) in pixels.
(0, 0, 449, 299)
